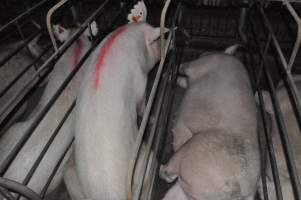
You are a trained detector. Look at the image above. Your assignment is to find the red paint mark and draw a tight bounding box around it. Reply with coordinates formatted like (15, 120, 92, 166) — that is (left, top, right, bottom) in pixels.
(72, 38, 84, 68)
(93, 26, 127, 89)
(132, 15, 141, 23)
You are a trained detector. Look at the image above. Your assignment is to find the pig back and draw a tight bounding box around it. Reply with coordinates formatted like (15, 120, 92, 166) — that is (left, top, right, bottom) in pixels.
(177, 54, 257, 139)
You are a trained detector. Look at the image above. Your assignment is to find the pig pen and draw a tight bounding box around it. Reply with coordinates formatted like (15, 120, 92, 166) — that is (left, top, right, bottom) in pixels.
(1, 0, 301, 200)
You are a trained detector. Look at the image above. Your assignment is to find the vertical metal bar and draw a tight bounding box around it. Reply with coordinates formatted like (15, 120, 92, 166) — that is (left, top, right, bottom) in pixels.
(46, 0, 69, 53)
(248, 10, 285, 200)
(128, 7, 174, 199)
(284, 1, 301, 72)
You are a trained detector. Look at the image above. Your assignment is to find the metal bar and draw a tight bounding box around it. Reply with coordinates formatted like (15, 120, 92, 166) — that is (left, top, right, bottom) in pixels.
(0, 45, 52, 100)
(40, 138, 74, 198)
(128, 27, 173, 200)
(0, 178, 41, 200)
(0, 60, 53, 132)
(19, 101, 75, 190)
(0, 187, 15, 200)
(266, 63, 301, 200)
(0, 30, 41, 68)
(160, 0, 171, 60)
(284, 1, 301, 72)
(46, 0, 69, 52)
(0, 0, 111, 125)
(248, 11, 285, 200)
(0, 37, 93, 175)
(134, 4, 180, 199)
(0, 0, 51, 33)
(259, 4, 301, 159)
(0, 0, 112, 175)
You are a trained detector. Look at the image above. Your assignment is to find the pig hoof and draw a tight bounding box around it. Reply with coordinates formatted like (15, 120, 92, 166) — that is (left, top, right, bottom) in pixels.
(159, 165, 178, 183)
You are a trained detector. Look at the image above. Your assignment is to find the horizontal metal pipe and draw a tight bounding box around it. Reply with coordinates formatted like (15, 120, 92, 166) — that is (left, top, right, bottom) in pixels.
(0, 31, 41, 68)
(0, 177, 41, 200)
(0, 0, 50, 33)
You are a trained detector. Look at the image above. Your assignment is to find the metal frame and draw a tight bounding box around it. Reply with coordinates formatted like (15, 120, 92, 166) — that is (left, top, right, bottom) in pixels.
(0, 0, 127, 199)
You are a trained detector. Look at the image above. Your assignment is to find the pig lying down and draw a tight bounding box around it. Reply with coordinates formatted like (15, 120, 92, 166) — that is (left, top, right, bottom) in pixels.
(64, 22, 164, 200)
(0, 23, 97, 197)
(160, 52, 260, 200)
(259, 76, 301, 200)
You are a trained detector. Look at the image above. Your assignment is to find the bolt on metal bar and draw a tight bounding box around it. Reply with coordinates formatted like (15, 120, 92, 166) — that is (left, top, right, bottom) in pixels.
(0, 178, 41, 200)
(0, 30, 41, 68)
(46, 0, 69, 52)
(0, 0, 50, 33)
(0, 45, 52, 100)
(0, 0, 112, 175)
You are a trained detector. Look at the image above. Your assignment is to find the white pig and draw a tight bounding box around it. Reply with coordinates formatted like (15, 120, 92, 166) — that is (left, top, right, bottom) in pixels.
(72, 22, 164, 200)
(0, 23, 97, 197)
(160, 53, 260, 200)
(258, 76, 301, 200)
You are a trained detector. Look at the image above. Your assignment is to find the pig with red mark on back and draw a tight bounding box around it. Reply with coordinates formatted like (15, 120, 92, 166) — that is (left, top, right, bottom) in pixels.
(72, 22, 164, 200)
(160, 52, 260, 200)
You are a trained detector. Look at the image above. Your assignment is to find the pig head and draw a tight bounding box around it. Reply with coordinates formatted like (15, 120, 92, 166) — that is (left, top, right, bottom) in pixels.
(160, 53, 260, 200)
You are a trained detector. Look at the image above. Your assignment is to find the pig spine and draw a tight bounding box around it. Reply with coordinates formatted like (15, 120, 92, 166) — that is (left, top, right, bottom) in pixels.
(74, 22, 161, 200)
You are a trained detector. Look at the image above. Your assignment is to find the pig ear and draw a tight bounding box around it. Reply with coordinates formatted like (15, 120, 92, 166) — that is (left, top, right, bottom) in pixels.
(52, 24, 70, 42)
(127, 0, 147, 23)
(84, 21, 99, 37)
(255, 91, 274, 115)
(146, 27, 171, 45)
